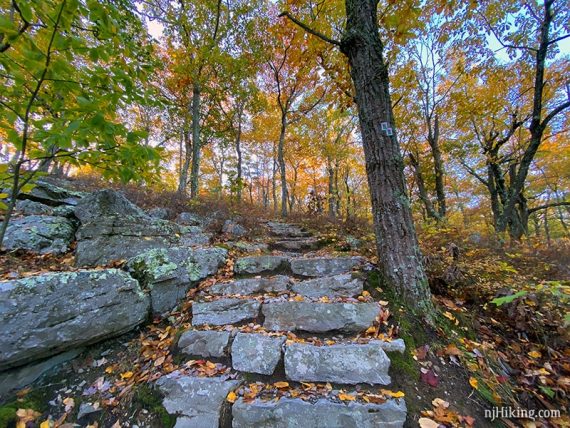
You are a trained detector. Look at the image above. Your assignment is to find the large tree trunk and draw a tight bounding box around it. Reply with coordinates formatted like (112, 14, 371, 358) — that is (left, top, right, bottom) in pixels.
(340, 0, 435, 322)
(189, 84, 202, 199)
(278, 114, 289, 217)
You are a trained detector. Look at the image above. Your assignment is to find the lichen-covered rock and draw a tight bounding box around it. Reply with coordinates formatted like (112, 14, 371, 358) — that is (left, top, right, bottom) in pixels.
(232, 397, 406, 428)
(127, 247, 227, 314)
(175, 212, 204, 226)
(179, 225, 212, 247)
(234, 256, 289, 275)
(263, 302, 379, 333)
(18, 179, 85, 206)
(290, 273, 363, 298)
(156, 374, 241, 428)
(227, 241, 269, 252)
(222, 219, 247, 237)
(148, 207, 170, 219)
(0, 269, 149, 370)
(271, 238, 319, 251)
(15, 200, 53, 216)
(3, 215, 75, 254)
(74, 190, 181, 266)
(231, 333, 285, 375)
(178, 330, 232, 358)
(290, 256, 365, 277)
(266, 222, 311, 238)
(209, 276, 291, 296)
(192, 299, 261, 326)
(284, 341, 392, 385)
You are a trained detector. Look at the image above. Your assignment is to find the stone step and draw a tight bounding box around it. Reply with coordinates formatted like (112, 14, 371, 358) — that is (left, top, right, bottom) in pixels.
(209, 275, 291, 295)
(266, 221, 312, 238)
(262, 302, 379, 333)
(285, 341, 395, 385)
(231, 332, 286, 375)
(234, 255, 289, 275)
(290, 256, 365, 277)
(291, 273, 364, 298)
(232, 397, 406, 428)
(157, 374, 241, 427)
(192, 299, 261, 326)
(270, 237, 320, 251)
(178, 330, 233, 358)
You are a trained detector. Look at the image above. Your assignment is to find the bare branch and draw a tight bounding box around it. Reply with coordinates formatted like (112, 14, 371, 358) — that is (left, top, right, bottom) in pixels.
(279, 11, 341, 47)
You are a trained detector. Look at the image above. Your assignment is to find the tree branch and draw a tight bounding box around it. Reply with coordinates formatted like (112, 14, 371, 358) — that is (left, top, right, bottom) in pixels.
(279, 11, 341, 47)
(529, 201, 570, 214)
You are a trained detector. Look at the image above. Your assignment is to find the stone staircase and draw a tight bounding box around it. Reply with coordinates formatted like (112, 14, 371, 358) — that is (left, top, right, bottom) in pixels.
(157, 222, 407, 427)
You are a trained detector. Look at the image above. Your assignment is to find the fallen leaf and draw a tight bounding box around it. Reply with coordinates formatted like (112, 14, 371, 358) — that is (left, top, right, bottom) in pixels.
(120, 371, 133, 380)
(338, 393, 356, 401)
(274, 381, 289, 388)
(432, 397, 449, 408)
(528, 351, 541, 359)
(469, 377, 479, 389)
(418, 417, 439, 428)
(226, 391, 237, 403)
(420, 368, 439, 387)
(63, 397, 75, 412)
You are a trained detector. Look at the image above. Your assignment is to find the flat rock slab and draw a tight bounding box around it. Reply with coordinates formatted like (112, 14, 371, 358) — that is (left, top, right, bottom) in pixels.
(290, 273, 363, 298)
(3, 215, 75, 255)
(262, 302, 379, 333)
(192, 299, 261, 326)
(232, 397, 406, 428)
(178, 330, 232, 358)
(271, 238, 319, 251)
(267, 222, 311, 238)
(290, 256, 365, 277)
(127, 246, 227, 314)
(284, 341, 391, 385)
(231, 333, 285, 375)
(156, 374, 241, 428)
(209, 276, 291, 296)
(0, 269, 149, 370)
(234, 256, 289, 275)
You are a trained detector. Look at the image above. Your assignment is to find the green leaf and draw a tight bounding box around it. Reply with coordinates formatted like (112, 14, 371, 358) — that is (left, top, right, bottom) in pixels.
(490, 291, 528, 306)
(538, 386, 555, 398)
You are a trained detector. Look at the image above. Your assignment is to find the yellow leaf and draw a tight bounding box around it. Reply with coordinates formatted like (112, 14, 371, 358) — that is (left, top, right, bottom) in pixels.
(338, 393, 356, 401)
(226, 391, 237, 403)
(120, 371, 134, 380)
(105, 366, 114, 374)
(381, 389, 405, 398)
(365, 326, 376, 334)
(528, 351, 541, 359)
(293, 295, 304, 302)
(469, 377, 479, 389)
(443, 311, 456, 321)
(40, 421, 52, 428)
(274, 381, 289, 388)
(361, 291, 370, 297)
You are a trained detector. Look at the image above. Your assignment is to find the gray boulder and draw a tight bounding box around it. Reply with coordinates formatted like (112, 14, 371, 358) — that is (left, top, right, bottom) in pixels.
(263, 302, 379, 333)
(267, 222, 311, 238)
(18, 179, 84, 206)
(127, 247, 227, 314)
(175, 212, 204, 226)
(156, 374, 241, 428)
(234, 256, 289, 275)
(3, 215, 75, 254)
(209, 276, 291, 296)
(0, 269, 149, 370)
(232, 397, 406, 428)
(231, 333, 285, 375)
(227, 241, 269, 252)
(74, 190, 181, 266)
(271, 238, 319, 251)
(290, 256, 365, 277)
(284, 341, 392, 385)
(222, 219, 247, 237)
(192, 299, 261, 326)
(148, 207, 170, 220)
(179, 225, 212, 247)
(178, 330, 232, 358)
(290, 273, 363, 298)
(15, 200, 53, 216)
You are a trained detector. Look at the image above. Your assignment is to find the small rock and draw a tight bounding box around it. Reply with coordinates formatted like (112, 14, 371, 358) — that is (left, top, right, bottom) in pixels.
(3, 215, 75, 254)
(77, 402, 101, 420)
(192, 299, 261, 326)
(231, 333, 285, 375)
(178, 330, 232, 358)
(222, 219, 247, 237)
(234, 256, 289, 275)
(148, 207, 170, 219)
(175, 212, 204, 226)
(209, 275, 291, 296)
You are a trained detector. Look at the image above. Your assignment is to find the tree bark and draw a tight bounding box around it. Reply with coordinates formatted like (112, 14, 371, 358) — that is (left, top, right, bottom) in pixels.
(278, 114, 289, 217)
(235, 102, 244, 203)
(340, 0, 435, 322)
(427, 114, 446, 218)
(409, 152, 439, 221)
(189, 83, 202, 199)
(178, 123, 191, 194)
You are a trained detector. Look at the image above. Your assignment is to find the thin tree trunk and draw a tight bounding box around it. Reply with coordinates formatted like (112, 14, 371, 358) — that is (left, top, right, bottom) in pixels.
(409, 152, 439, 221)
(178, 127, 191, 194)
(189, 84, 202, 198)
(327, 159, 336, 218)
(278, 114, 288, 217)
(340, 0, 435, 322)
(427, 114, 446, 219)
(272, 153, 278, 215)
(235, 103, 244, 203)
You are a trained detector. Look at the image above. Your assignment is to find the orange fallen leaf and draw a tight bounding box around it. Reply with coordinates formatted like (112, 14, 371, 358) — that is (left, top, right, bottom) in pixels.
(338, 393, 356, 401)
(120, 371, 134, 380)
(469, 377, 478, 389)
(274, 381, 289, 388)
(226, 391, 237, 403)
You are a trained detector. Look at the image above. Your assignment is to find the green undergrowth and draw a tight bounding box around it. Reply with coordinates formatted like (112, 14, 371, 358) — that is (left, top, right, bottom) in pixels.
(134, 384, 176, 428)
(0, 389, 48, 428)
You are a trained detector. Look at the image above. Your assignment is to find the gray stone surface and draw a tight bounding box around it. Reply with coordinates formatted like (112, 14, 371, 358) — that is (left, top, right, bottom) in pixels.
(267, 222, 311, 238)
(263, 302, 379, 333)
(232, 397, 406, 428)
(271, 238, 319, 251)
(3, 215, 75, 254)
(175, 212, 204, 226)
(228, 241, 269, 252)
(290, 273, 363, 298)
(290, 256, 365, 277)
(127, 246, 227, 314)
(231, 333, 285, 375)
(192, 299, 261, 326)
(19, 179, 85, 206)
(0, 349, 81, 398)
(15, 200, 53, 216)
(179, 232, 212, 247)
(148, 207, 170, 219)
(0, 269, 149, 370)
(222, 219, 247, 237)
(378, 338, 406, 353)
(178, 330, 232, 358)
(234, 256, 289, 275)
(156, 374, 241, 428)
(209, 276, 291, 296)
(284, 341, 392, 385)
(74, 190, 181, 266)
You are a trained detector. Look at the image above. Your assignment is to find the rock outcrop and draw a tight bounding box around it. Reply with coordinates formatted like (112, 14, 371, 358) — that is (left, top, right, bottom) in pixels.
(3, 215, 75, 254)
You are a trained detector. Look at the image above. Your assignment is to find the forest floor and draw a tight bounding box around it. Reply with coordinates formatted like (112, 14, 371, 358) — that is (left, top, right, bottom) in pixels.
(0, 178, 569, 428)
